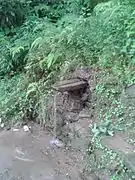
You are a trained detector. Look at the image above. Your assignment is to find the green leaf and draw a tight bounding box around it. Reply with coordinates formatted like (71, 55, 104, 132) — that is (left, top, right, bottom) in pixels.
(99, 126, 107, 133)
(10, 46, 24, 58)
(92, 123, 100, 136)
(107, 130, 114, 136)
(131, 57, 135, 64)
(31, 37, 42, 49)
(46, 53, 55, 69)
(26, 83, 37, 98)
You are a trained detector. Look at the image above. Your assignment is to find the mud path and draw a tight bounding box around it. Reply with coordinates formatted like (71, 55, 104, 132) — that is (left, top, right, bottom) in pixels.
(0, 124, 90, 180)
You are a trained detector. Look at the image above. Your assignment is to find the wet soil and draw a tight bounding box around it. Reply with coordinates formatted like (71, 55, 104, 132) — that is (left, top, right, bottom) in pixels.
(0, 124, 94, 180)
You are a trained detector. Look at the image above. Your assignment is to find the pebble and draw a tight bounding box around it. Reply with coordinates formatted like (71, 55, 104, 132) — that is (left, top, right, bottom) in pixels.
(23, 125, 29, 132)
(13, 128, 19, 132)
(0, 123, 4, 128)
(50, 138, 64, 148)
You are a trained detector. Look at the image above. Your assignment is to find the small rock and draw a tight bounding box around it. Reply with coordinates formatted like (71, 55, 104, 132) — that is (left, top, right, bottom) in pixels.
(65, 112, 78, 123)
(13, 128, 19, 132)
(0, 123, 4, 128)
(23, 125, 29, 132)
(50, 138, 64, 148)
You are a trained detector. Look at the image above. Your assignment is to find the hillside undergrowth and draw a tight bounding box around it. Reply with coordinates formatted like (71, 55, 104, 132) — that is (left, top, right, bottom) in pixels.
(1, 0, 135, 179)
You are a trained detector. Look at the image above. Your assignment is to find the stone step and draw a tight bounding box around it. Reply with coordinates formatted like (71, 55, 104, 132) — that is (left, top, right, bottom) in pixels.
(102, 134, 134, 154)
(52, 79, 87, 92)
(102, 133, 135, 173)
(124, 153, 135, 173)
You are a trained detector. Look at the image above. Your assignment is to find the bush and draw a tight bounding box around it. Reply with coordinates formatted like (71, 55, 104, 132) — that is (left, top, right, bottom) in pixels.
(0, 0, 25, 30)
(0, 0, 135, 124)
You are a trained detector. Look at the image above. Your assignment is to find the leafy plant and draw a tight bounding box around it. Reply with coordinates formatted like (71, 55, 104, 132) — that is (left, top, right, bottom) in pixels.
(0, 0, 25, 29)
(92, 121, 114, 137)
(123, 10, 135, 64)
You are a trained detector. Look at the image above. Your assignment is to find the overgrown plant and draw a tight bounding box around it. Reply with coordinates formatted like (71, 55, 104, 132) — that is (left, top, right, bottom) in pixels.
(0, 1, 135, 178)
(0, 0, 25, 30)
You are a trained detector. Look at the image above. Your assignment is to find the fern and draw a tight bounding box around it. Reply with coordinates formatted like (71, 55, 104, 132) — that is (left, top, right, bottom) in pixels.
(30, 37, 43, 49)
(10, 46, 25, 58)
(0, 0, 25, 29)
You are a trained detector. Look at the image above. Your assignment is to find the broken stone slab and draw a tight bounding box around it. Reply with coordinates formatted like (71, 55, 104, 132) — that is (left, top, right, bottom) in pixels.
(64, 109, 92, 123)
(102, 134, 135, 173)
(52, 78, 87, 92)
(102, 134, 134, 154)
(125, 84, 135, 97)
(124, 153, 135, 173)
(121, 84, 135, 106)
(64, 112, 78, 123)
(78, 108, 92, 119)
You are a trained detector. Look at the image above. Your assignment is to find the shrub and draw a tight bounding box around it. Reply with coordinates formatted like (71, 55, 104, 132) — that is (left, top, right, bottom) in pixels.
(0, 0, 135, 124)
(0, 0, 25, 30)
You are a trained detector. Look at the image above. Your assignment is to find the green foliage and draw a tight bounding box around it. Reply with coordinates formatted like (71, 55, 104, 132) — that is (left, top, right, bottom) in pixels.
(0, 0, 25, 29)
(33, 3, 64, 22)
(0, 0, 135, 122)
(1, 1, 135, 178)
(92, 121, 114, 137)
(0, 76, 24, 122)
(123, 10, 135, 64)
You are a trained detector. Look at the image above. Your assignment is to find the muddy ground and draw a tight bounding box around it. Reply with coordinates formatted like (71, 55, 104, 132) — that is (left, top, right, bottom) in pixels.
(0, 123, 94, 180)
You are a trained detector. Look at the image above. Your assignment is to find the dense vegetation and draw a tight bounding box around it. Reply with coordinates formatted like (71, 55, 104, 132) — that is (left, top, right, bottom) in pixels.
(1, 0, 135, 179)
